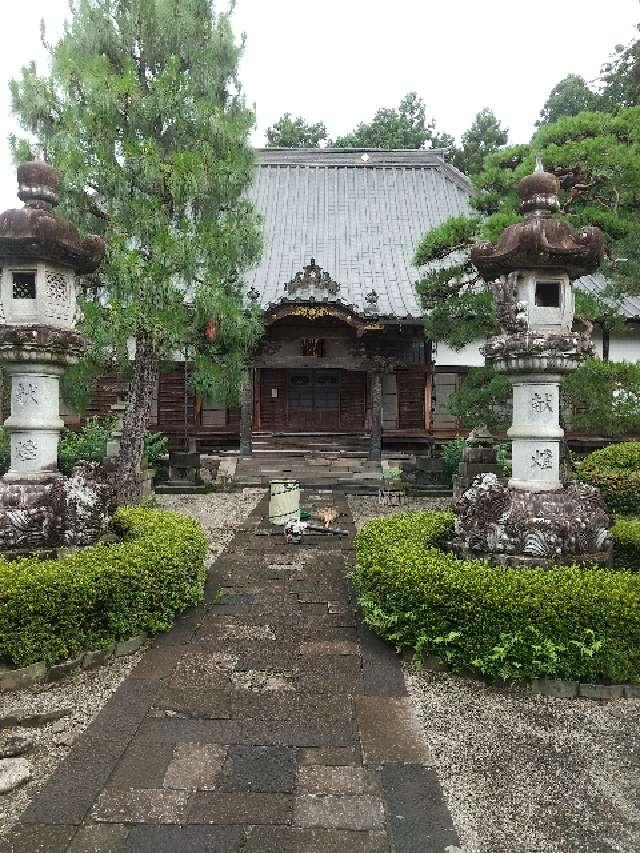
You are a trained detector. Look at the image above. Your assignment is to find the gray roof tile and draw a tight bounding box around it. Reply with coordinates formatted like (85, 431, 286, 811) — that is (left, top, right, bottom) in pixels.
(245, 149, 639, 321)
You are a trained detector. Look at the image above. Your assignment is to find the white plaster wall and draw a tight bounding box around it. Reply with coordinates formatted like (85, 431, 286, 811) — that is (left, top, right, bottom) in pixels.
(434, 340, 485, 368)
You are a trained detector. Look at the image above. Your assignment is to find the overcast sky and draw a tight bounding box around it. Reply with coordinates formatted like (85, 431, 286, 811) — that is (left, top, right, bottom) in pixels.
(0, 0, 638, 209)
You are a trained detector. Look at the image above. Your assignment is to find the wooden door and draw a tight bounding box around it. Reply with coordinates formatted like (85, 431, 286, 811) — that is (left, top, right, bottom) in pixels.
(260, 369, 288, 430)
(340, 371, 366, 430)
(397, 368, 426, 429)
(158, 366, 194, 432)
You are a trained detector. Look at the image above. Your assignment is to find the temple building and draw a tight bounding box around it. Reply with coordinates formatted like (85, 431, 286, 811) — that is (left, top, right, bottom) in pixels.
(73, 148, 640, 454)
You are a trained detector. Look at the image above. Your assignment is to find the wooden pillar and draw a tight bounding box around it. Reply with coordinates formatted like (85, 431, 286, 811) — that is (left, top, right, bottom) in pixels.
(368, 369, 383, 461)
(239, 368, 253, 456)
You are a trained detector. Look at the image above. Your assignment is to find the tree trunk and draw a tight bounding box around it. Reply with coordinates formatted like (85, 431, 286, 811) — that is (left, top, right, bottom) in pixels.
(368, 370, 383, 462)
(239, 367, 253, 457)
(602, 329, 610, 363)
(116, 332, 159, 505)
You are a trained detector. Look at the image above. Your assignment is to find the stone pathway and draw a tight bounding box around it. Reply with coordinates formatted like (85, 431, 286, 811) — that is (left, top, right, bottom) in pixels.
(2, 490, 458, 852)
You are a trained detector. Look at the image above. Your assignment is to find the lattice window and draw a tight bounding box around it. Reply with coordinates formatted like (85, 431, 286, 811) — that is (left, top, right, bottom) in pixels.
(12, 271, 36, 300)
(47, 272, 67, 301)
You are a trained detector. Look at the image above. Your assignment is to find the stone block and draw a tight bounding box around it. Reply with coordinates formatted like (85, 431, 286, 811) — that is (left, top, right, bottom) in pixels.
(0, 825, 77, 853)
(355, 697, 432, 766)
(0, 757, 31, 793)
(220, 745, 297, 793)
(47, 654, 84, 682)
(124, 826, 245, 853)
(295, 794, 385, 831)
(91, 789, 189, 824)
(82, 645, 115, 670)
(298, 747, 360, 767)
(114, 635, 147, 657)
(530, 678, 578, 699)
(66, 824, 130, 852)
(297, 766, 380, 796)
(624, 684, 640, 699)
(242, 827, 389, 853)
(187, 792, 293, 825)
(0, 661, 46, 693)
(579, 683, 624, 700)
(163, 743, 227, 791)
(300, 641, 359, 656)
(464, 447, 497, 464)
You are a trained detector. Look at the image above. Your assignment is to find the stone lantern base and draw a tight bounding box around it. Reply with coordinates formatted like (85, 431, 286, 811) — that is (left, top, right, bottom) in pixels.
(453, 474, 611, 568)
(0, 462, 115, 558)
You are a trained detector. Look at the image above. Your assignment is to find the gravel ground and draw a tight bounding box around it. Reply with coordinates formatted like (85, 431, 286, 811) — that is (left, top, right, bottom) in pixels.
(350, 498, 640, 853)
(0, 488, 264, 837)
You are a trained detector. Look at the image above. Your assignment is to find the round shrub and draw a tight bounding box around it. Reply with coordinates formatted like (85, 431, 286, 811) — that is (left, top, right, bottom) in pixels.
(577, 442, 640, 516)
(611, 518, 640, 571)
(353, 511, 640, 684)
(0, 507, 207, 667)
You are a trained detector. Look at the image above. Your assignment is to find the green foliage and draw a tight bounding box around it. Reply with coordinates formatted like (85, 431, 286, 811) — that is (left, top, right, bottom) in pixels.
(447, 366, 511, 432)
(353, 512, 640, 683)
(0, 428, 10, 476)
(451, 109, 509, 177)
(266, 112, 328, 148)
(441, 437, 466, 486)
(10, 0, 263, 423)
(58, 418, 112, 475)
(57, 418, 167, 474)
(0, 507, 207, 667)
(537, 74, 603, 126)
(414, 215, 480, 266)
(415, 105, 640, 348)
(611, 518, 640, 571)
(600, 23, 640, 109)
(563, 359, 640, 436)
(334, 92, 453, 150)
(143, 431, 168, 467)
(577, 442, 640, 516)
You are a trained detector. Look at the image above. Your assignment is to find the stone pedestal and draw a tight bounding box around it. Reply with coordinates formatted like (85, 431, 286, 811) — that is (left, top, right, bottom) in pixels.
(508, 374, 563, 491)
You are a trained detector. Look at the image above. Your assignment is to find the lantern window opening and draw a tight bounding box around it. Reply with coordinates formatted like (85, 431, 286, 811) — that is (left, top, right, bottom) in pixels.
(12, 270, 36, 300)
(535, 279, 561, 308)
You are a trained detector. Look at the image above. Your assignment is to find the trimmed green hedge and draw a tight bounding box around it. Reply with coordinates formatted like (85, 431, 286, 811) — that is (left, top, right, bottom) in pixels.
(0, 507, 207, 667)
(353, 511, 640, 683)
(612, 518, 640, 571)
(578, 442, 640, 516)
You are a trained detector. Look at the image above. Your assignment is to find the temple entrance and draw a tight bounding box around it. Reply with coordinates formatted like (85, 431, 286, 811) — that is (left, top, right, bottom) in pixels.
(259, 368, 366, 432)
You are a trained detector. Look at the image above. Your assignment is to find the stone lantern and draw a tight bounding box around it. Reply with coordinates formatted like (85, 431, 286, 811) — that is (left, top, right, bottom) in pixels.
(454, 159, 611, 565)
(0, 160, 105, 552)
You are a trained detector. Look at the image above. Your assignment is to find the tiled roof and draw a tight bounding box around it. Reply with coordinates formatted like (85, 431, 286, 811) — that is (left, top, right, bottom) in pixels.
(245, 148, 471, 319)
(574, 273, 640, 320)
(245, 148, 639, 322)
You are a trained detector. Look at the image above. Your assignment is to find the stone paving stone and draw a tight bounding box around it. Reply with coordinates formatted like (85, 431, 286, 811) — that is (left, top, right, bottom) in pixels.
(357, 622, 408, 697)
(187, 792, 293, 825)
(107, 740, 175, 789)
(356, 697, 433, 766)
(163, 742, 227, 790)
(242, 826, 390, 853)
(150, 686, 234, 719)
(298, 656, 363, 693)
(21, 735, 128, 825)
(122, 825, 247, 853)
(295, 794, 385, 831)
(236, 718, 354, 748)
(298, 746, 361, 766)
(169, 651, 236, 689)
(127, 645, 185, 681)
(220, 745, 297, 793)
(297, 766, 381, 796)
(0, 825, 77, 853)
(148, 607, 203, 648)
(136, 717, 241, 745)
(66, 823, 130, 852)
(381, 764, 460, 852)
(91, 789, 189, 824)
(300, 640, 360, 656)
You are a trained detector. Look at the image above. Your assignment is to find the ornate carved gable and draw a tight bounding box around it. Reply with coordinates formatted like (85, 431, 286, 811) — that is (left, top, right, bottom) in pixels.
(283, 258, 340, 301)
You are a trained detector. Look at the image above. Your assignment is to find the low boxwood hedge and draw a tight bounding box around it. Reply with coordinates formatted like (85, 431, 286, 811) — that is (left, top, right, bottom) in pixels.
(577, 442, 640, 516)
(0, 507, 207, 668)
(353, 511, 640, 684)
(612, 518, 640, 571)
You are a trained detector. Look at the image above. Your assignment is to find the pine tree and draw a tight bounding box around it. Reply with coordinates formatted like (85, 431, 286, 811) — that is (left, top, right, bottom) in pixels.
(451, 108, 509, 177)
(10, 0, 262, 503)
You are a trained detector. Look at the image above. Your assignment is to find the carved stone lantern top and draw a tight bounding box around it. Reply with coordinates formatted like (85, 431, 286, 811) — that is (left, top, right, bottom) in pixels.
(0, 161, 105, 274)
(471, 158, 606, 281)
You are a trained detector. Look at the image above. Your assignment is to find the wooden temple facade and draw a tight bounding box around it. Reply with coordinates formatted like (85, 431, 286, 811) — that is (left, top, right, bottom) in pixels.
(74, 148, 638, 453)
